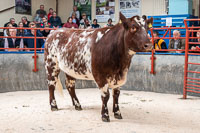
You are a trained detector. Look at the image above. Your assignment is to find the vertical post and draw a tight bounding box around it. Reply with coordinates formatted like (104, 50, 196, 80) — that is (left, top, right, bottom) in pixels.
(32, 28, 38, 72)
(169, 26, 171, 37)
(150, 28, 156, 74)
(183, 20, 189, 99)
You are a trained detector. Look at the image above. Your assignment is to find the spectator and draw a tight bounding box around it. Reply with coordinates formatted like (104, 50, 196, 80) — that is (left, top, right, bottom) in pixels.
(21, 16, 30, 28)
(153, 31, 167, 50)
(4, 18, 17, 28)
(70, 5, 80, 20)
(4, 28, 19, 51)
(47, 8, 53, 21)
(105, 18, 114, 27)
(63, 17, 78, 28)
(40, 17, 51, 28)
(49, 11, 62, 28)
(36, 5, 47, 16)
(34, 12, 47, 27)
(16, 22, 26, 50)
(79, 18, 91, 29)
(80, 13, 91, 26)
(24, 22, 44, 50)
(91, 19, 100, 29)
(4, 23, 13, 36)
(190, 31, 200, 52)
(168, 30, 185, 53)
(71, 12, 80, 27)
(41, 24, 51, 37)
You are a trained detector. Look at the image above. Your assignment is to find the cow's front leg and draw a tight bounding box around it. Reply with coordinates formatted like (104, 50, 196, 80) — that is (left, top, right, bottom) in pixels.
(65, 74, 82, 111)
(100, 84, 110, 122)
(113, 88, 122, 119)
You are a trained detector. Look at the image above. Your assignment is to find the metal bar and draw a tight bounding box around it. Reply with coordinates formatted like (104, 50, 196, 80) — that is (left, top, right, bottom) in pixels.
(186, 89, 200, 93)
(186, 84, 200, 88)
(187, 71, 200, 74)
(188, 62, 200, 65)
(188, 53, 200, 55)
(0, 36, 47, 39)
(169, 26, 171, 37)
(186, 86, 200, 91)
(150, 28, 155, 75)
(187, 77, 200, 81)
(187, 80, 200, 85)
(163, 29, 169, 37)
(183, 19, 189, 99)
(32, 29, 38, 72)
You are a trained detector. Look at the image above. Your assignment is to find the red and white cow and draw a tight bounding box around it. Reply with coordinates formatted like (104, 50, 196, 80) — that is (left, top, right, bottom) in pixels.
(44, 13, 153, 122)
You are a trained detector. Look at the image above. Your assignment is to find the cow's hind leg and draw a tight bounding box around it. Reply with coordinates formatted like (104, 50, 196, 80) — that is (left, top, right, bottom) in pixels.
(65, 74, 82, 111)
(100, 84, 110, 122)
(113, 88, 122, 119)
(45, 59, 60, 111)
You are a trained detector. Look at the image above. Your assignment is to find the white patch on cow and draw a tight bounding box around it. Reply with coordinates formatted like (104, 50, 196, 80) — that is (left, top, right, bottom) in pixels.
(100, 84, 109, 97)
(128, 49, 136, 56)
(73, 98, 80, 107)
(134, 17, 141, 26)
(105, 29, 110, 34)
(108, 69, 128, 89)
(115, 110, 121, 115)
(95, 31, 104, 43)
(115, 104, 118, 108)
(67, 80, 75, 87)
(79, 37, 86, 43)
(51, 99, 57, 106)
(56, 34, 59, 38)
(58, 29, 64, 32)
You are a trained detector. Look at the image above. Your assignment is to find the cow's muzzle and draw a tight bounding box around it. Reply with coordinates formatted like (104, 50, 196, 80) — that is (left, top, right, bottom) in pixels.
(144, 43, 153, 52)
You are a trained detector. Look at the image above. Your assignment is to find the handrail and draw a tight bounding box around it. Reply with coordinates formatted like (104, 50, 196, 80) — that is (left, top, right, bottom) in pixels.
(0, 27, 56, 72)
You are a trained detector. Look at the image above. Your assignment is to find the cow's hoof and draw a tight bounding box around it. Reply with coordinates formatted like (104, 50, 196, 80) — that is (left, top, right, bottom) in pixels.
(75, 105, 82, 111)
(102, 115, 110, 122)
(114, 113, 123, 119)
(51, 106, 58, 111)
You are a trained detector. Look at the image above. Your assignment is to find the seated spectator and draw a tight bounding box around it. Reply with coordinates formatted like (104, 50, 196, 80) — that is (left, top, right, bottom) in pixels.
(71, 12, 80, 27)
(4, 18, 17, 28)
(16, 22, 27, 50)
(153, 31, 167, 50)
(34, 12, 47, 27)
(168, 30, 185, 53)
(79, 18, 91, 29)
(40, 17, 51, 28)
(79, 13, 91, 26)
(24, 22, 44, 50)
(21, 16, 30, 28)
(4, 28, 20, 51)
(70, 5, 80, 20)
(41, 24, 51, 37)
(63, 17, 78, 28)
(4, 23, 13, 36)
(49, 11, 62, 28)
(91, 19, 100, 29)
(48, 8, 53, 21)
(36, 5, 47, 16)
(190, 31, 200, 52)
(105, 18, 114, 27)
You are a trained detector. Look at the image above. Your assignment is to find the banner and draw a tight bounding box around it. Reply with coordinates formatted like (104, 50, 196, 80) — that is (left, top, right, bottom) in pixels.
(96, 0, 115, 23)
(119, 0, 141, 18)
(74, 0, 92, 20)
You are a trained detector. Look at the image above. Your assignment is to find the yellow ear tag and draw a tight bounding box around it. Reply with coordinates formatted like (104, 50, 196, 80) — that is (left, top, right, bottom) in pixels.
(119, 20, 122, 24)
(148, 23, 152, 28)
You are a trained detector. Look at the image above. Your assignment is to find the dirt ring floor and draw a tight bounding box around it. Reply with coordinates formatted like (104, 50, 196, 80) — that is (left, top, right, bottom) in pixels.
(0, 89, 200, 133)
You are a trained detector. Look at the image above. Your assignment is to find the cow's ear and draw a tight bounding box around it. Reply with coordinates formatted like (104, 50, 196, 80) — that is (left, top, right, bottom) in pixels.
(146, 17, 153, 28)
(119, 12, 128, 29)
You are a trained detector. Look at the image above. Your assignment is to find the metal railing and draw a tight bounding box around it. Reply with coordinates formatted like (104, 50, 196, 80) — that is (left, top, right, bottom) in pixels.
(0, 27, 56, 72)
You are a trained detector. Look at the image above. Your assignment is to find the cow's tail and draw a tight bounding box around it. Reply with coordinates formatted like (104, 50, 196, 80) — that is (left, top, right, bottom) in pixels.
(56, 76, 64, 97)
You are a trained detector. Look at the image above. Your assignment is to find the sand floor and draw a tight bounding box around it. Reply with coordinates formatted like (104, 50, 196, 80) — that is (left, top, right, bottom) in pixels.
(0, 89, 200, 133)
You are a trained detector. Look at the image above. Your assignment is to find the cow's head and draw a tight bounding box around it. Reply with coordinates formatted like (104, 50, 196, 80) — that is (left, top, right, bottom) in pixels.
(120, 12, 153, 52)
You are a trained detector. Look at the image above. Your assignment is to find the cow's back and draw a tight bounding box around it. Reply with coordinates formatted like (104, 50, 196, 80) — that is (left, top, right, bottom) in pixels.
(45, 28, 96, 80)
